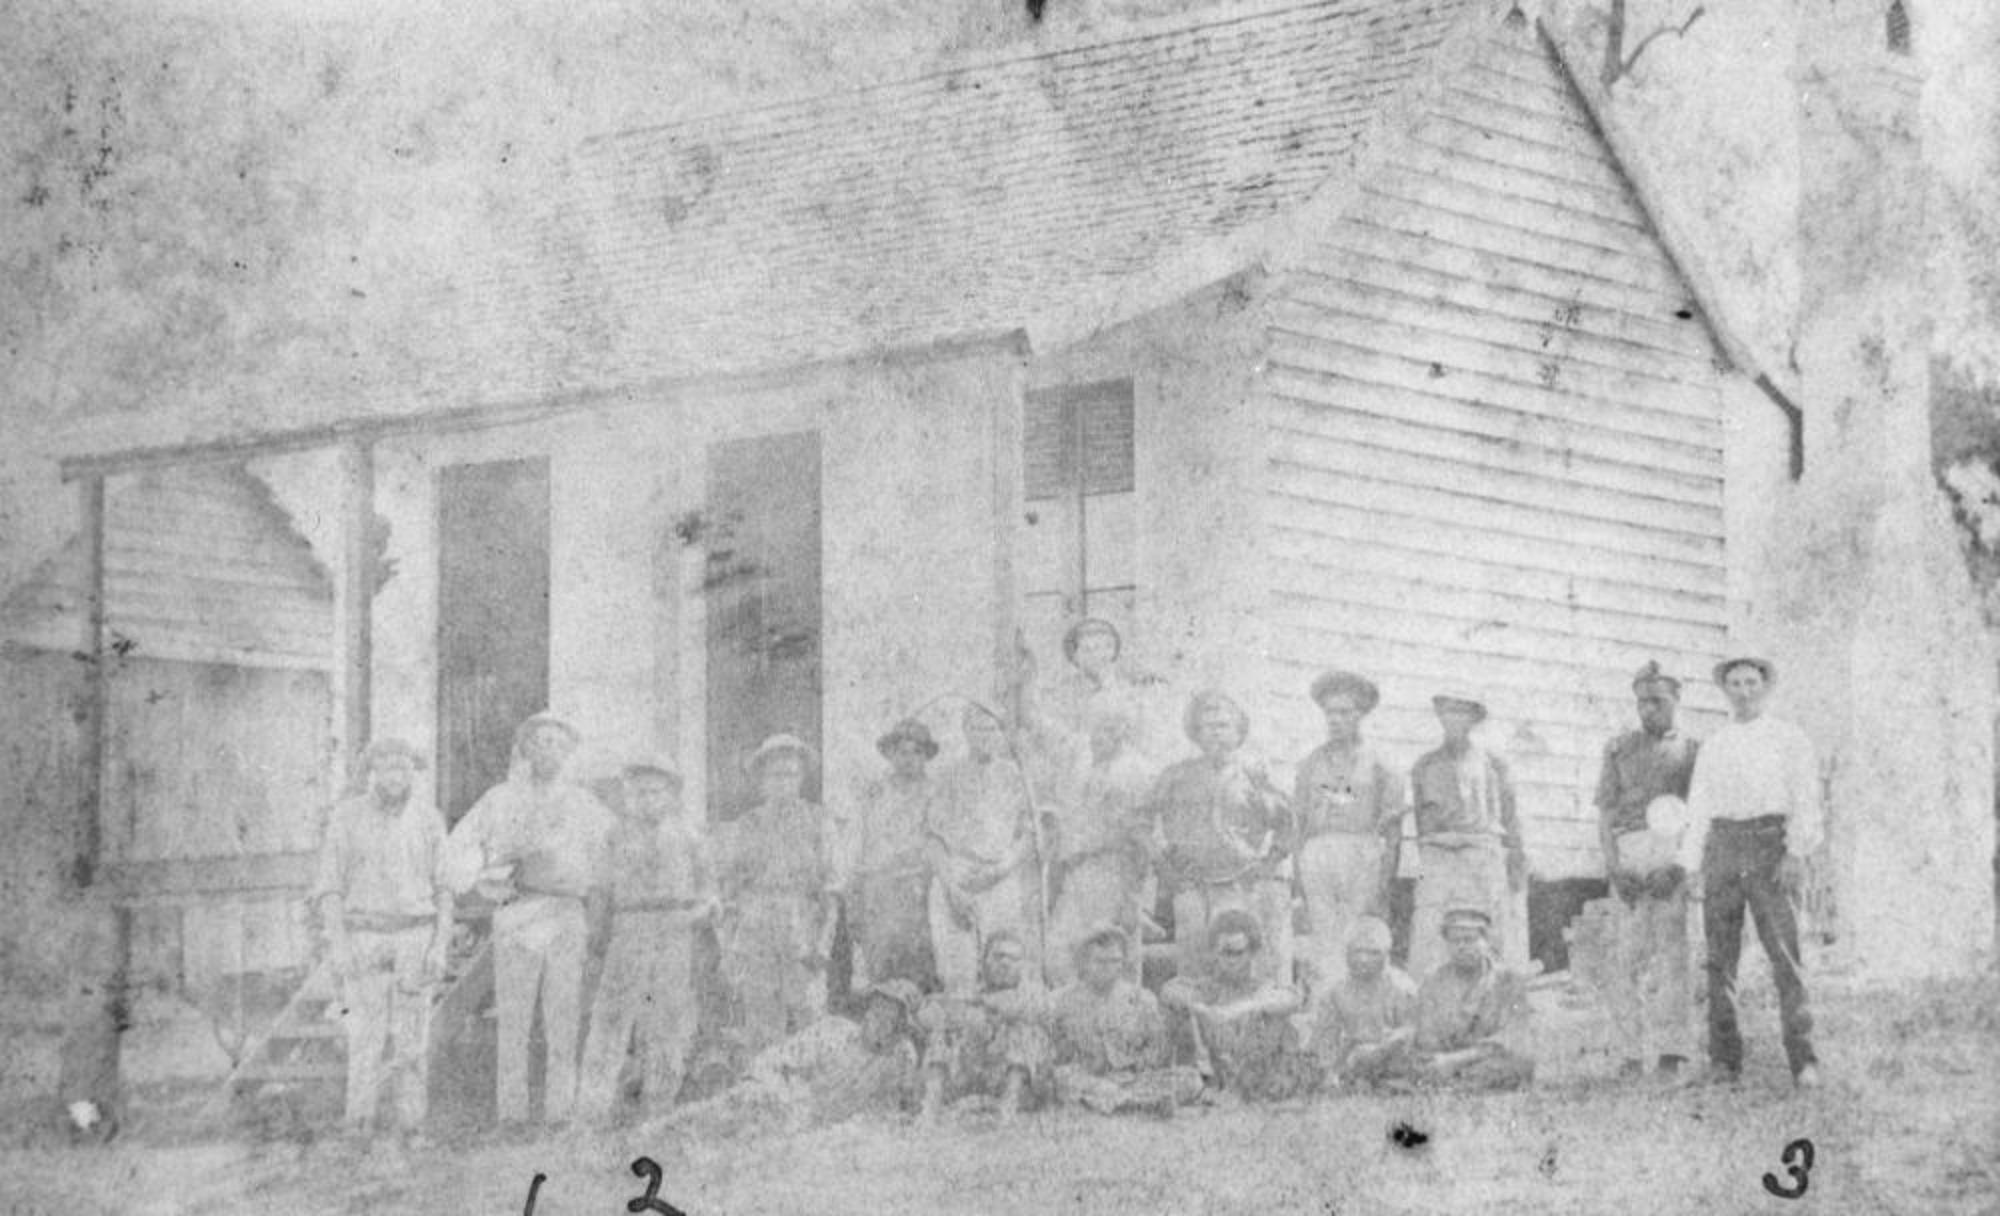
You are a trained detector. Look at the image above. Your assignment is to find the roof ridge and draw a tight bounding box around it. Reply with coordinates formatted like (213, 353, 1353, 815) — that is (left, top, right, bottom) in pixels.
(579, 0, 1380, 149)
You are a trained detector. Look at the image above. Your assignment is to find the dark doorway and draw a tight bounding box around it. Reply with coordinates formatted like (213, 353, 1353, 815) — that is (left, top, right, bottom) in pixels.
(704, 432, 823, 819)
(436, 458, 551, 825)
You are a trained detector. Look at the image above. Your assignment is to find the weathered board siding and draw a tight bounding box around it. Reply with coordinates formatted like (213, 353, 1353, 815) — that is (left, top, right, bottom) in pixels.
(1261, 30, 1729, 878)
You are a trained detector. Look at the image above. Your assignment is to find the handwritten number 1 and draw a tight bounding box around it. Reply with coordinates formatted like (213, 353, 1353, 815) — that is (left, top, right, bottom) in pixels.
(628, 1156, 689, 1216)
(1761, 1138, 1814, 1200)
(521, 1173, 547, 1216)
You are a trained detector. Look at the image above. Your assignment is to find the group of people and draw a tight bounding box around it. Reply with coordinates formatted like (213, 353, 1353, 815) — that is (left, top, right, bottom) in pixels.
(307, 615, 1824, 1142)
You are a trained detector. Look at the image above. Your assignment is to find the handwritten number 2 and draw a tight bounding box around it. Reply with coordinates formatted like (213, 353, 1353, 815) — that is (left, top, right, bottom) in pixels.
(1761, 1138, 1814, 1200)
(628, 1156, 689, 1216)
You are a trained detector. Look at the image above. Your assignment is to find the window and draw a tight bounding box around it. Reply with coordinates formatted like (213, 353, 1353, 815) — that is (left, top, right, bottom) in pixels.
(1018, 379, 1138, 657)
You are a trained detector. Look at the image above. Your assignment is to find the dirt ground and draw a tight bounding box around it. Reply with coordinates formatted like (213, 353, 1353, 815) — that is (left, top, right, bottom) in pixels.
(5, 973, 1995, 1216)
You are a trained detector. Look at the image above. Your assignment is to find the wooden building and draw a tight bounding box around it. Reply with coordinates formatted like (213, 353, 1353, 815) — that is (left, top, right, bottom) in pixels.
(7, 0, 1987, 1120)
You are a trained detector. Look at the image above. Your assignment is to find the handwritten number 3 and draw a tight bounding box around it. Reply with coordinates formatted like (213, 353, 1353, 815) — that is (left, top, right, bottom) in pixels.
(1761, 1138, 1814, 1200)
(628, 1156, 690, 1216)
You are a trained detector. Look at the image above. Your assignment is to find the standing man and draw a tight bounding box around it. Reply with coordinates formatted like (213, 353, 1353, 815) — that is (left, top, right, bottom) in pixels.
(1145, 691, 1296, 987)
(1408, 693, 1527, 976)
(1680, 655, 1823, 1089)
(577, 755, 716, 1124)
(441, 712, 615, 1127)
(1594, 660, 1699, 1081)
(1293, 671, 1405, 994)
(847, 718, 943, 989)
(928, 706, 1043, 993)
(715, 734, 839, 1057)
(1046, 706, 1153, 987)
(312, 738, 453, 1141)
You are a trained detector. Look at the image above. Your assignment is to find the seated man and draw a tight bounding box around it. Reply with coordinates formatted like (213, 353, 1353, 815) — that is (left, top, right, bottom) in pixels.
(1159, 909, 1317, 1102)
(915, 930, 1052, 1125)
(1403, 907, 1535, 1091)
(660, 980, 923, 1137)
(1310, 915, 1418, 1090)
(1050, 923, 1204, 1117)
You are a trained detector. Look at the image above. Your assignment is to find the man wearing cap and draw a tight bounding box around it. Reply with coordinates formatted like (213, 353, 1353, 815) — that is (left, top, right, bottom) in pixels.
(441, 713, 615, 1126)
(577, 755, 716, 1123)
(1293, 671, 1406, 993)
(1144, 691, 1296, 988)
(1594, 661, 1699, 1080)
(846, 718, 943, 989)
(1159, 909, 1315, 1101)
(1408, 694, 1527, 976)
(715, 733, 839, 1057)
(312, 738, 453, 1140)
(1309, 915, 1418, 1090)
(1403, 907, 1534, 1090)
(915, 929, 1052, 1125)
(1681, 656, 1822, 1088)
(661, 979, 924, 1136)
(1046, 705, 1153, 987)
(928, 705, 1043, 994)
(1050, 923, 1204, 1116)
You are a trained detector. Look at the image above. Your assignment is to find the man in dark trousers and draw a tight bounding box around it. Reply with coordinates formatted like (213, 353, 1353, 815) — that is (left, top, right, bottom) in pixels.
(1680, 655, 1822, 1089)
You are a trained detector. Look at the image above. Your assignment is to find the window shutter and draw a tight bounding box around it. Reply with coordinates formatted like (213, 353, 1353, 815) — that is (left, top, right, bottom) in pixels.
(1023, 380, 1134, 502)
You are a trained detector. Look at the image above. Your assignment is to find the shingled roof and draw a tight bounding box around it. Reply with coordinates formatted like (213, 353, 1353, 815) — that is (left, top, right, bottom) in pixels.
(450, 0, 1490, 399)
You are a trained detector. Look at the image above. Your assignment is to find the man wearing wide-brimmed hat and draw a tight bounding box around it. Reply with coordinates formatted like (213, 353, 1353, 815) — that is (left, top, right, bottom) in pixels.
(1407, 693, 1527, 976)
(577, 754, 715, 1123)
(440, 711, 616, 1127)
(1680, 654, 1823, 1089)
(1293, 670, 1406, 994)
(845, 718, 943, 989)
(1594, 660, 1700, 1081)
(311, 737, 451, 1140)
(713, 733, 838, 1057)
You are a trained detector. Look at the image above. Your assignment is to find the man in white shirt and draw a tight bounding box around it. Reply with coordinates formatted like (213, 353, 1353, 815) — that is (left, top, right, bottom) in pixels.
(1680, 656, 1822, 1089)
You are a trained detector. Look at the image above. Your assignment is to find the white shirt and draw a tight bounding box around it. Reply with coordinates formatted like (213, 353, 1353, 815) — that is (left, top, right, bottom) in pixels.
(1678, 714, 1823, 869)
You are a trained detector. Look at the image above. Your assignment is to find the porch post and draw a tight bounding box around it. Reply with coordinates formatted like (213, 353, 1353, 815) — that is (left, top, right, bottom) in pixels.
(339, 440, 375, 786)
(75, 474, 106, 889)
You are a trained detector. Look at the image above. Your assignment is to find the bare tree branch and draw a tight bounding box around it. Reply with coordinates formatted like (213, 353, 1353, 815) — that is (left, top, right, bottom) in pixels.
(1601, 2, 1707, 89)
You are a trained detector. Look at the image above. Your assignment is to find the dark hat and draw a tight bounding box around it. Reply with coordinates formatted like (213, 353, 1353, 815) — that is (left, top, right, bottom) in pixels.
(863, 978, 924, 1017)
(1309, 670, 1381, 714)
(1631, 660, 1682, 696)
(512, 711, 580, 754)
(744, 733, 819, 776)
(876, 717, 940, 761)
(1712, 655, 1777, 686)
(1062, 617, 1123, 664)
(1440, 907, 1494, 937)
(622, 752, 685, 787)
(360, 737, 427, 771)
(1431, 693, 1488, 723)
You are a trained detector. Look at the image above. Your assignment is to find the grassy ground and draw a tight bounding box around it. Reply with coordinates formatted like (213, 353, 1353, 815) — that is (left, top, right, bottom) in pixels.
(5, 973, 1995, 1216)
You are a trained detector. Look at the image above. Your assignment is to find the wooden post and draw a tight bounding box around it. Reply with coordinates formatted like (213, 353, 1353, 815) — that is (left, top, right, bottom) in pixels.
(75, 475, 107, 890)
(340, 440, 375, 789)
